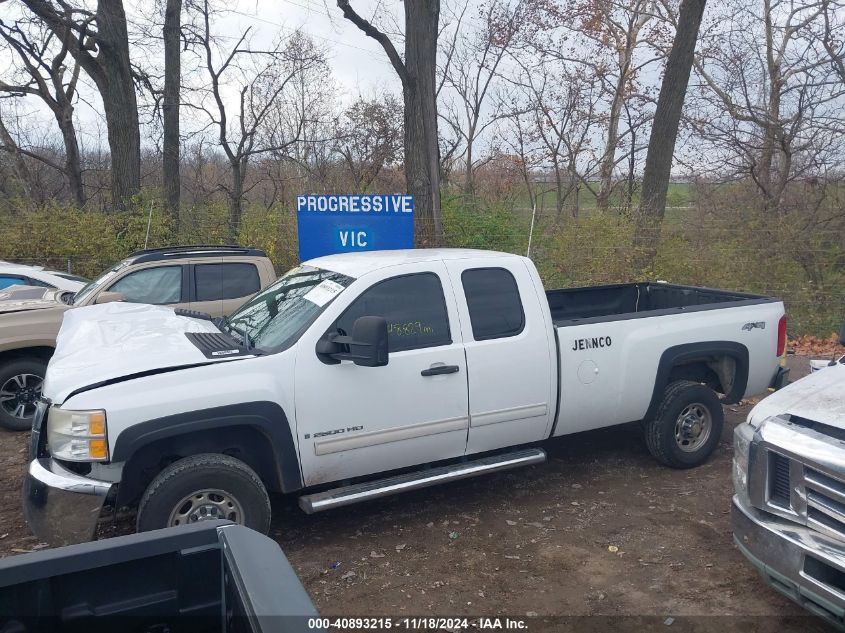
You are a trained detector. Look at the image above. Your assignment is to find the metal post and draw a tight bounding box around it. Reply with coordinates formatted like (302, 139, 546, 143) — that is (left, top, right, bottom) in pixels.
(526, 201, 537, 259)
(144, 200, 155, 250)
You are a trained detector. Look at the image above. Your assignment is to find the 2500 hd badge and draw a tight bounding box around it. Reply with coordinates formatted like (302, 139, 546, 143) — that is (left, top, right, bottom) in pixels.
(572, 336, 612, 351)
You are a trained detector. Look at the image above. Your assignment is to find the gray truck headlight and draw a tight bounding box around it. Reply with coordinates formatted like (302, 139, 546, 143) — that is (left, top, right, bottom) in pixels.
(47, 407, 108, 462)
(732, 422, 754, 498)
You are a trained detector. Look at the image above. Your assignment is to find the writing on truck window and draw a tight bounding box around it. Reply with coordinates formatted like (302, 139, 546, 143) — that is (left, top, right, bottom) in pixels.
(332, 273, 451, 353)
(388, 321, 436, 338)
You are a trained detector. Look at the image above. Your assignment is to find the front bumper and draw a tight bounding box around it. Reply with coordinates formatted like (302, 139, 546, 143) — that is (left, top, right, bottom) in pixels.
(23, 458, 114, 546)
(732, 495, 845, 628)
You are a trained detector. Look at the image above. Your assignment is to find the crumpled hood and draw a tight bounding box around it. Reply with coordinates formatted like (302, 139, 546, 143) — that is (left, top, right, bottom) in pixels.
(750, 361, 845, 429)
(44, 302, 247, 404)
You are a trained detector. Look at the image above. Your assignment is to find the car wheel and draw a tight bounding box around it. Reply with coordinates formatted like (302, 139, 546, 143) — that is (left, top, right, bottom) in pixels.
(136, 453, 271, 533)
(0, 358, 47, 431)
(644, 380, 724, 469)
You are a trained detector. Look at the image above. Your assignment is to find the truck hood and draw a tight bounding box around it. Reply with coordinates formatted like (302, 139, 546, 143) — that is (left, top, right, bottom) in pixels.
(44, 303, 250, 404)
(749, 361, 845, 429)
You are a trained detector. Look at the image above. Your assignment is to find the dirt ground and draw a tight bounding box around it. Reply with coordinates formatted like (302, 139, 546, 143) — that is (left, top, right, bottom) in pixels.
(0, 355, 834, 632)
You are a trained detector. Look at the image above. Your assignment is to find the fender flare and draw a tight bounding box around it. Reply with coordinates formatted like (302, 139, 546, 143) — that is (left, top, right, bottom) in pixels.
(111, 401, 302, 493)
(643, 341, 749, 421)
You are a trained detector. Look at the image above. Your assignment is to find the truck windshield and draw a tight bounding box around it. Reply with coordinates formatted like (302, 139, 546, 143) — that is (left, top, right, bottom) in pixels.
(224, 265, 354, 352)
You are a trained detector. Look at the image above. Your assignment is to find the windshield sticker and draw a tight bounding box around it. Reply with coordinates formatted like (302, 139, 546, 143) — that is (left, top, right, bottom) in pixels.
(304, 279, 344, 307)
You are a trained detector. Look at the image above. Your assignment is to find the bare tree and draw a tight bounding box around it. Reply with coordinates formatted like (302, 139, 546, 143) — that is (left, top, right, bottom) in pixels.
(533, 0, 666, 211)
(191, 0, 324, 241)
(338, 0, 443, 246)
(336, 94, 403, 193)
(692, 0, 845, 214)
(0, 16, 84, 205)
(0, 103, 40, 202)
(163, 0, 182, 226)
(20, 0, 141, 207)
(821, 0, 845, 82)
(439, 0, 524, 196)
(507, 53, 602, 218)
(635, 0, 707, 269)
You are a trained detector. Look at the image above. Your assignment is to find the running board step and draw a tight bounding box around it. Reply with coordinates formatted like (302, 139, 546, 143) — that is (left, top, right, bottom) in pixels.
(298, 448, 546, 514)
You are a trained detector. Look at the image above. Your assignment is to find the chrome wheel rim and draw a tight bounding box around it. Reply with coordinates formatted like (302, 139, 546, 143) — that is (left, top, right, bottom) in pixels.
(674, 403, 712, 452)
(168, 489, 244, 526)
(0, 373, 43, 420)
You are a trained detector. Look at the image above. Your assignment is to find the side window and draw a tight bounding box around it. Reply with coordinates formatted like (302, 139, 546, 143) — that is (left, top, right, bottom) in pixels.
(332, 273, 451, 353)
(195, 263, 260, 301)
(109, 266, 183, 304)
(0, 275, 27, 290)
(461, 267, 525, 340)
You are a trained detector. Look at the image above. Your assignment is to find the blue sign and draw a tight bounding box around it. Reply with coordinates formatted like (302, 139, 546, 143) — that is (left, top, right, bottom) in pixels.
(296, 194, 414, 261)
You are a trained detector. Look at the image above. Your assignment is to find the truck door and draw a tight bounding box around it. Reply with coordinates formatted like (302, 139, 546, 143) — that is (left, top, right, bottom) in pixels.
(444, 259, 556, 455)
(294, 262, 469, 486)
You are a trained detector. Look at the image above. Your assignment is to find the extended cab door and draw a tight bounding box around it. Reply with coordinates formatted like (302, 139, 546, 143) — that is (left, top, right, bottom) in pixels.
(444, 258, 556, 455)
(294, 263, 469, 486)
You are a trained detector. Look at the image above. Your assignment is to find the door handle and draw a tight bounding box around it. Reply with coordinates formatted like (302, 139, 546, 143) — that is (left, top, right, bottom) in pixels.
(421, 364, 460, 377)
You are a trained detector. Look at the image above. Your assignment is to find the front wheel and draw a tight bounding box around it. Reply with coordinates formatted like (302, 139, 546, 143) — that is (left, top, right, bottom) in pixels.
(644, 380, 724, 469)
(136, 453, 271, 533)
(0, 358, 47, 431)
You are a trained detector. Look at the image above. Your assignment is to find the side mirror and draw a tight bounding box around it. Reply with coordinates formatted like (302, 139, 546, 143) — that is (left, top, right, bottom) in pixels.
(316, 316, 389, 367)
(95, 291, 125, 305)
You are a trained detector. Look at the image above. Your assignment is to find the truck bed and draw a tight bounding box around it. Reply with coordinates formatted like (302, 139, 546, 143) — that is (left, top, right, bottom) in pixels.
(547, 282, 774, 326)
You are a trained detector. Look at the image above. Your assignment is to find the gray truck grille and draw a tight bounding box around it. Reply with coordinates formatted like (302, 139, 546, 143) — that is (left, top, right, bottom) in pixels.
(805, 468, 845, 539)
(768, 452, 791, 507)
(763, 446, 845, 542)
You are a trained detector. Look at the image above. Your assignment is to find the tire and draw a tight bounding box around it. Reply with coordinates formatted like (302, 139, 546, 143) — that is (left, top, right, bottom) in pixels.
(0, 358, 47, 432)
(136, 453, 271, 533)
(644, 380, 724, 469)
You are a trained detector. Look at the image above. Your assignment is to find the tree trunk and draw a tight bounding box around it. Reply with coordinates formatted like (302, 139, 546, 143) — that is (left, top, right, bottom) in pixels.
(228, 160, 244, 244)
(634, 0, 707, 271)
(404, 0, 443, 247)
(0, 111, 37, 203)
(163, 0, 182, 229)
(596, 70, 627, 211)
(463, 135, 474, 197)
(92, 0, 141, 208)
(21, 0, 141, 208)
(56, 107, 85, 207)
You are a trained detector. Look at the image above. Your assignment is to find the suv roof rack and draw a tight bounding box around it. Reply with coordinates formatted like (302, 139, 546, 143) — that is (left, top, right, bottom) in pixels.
(127, 244, 267, 263)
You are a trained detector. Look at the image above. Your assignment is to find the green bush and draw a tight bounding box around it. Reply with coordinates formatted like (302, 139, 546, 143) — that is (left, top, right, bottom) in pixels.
(0, 190, 841, 337)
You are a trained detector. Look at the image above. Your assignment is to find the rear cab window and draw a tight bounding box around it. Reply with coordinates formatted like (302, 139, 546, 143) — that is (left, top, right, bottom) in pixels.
(461, 267, 525, 340)
(332, 273, 452, 352)
(194, 262, 261, 301)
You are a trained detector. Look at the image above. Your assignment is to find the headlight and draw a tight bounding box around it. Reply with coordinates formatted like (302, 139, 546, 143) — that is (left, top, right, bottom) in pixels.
(732, 422, 754, 498)
(47, 407, 108, 462)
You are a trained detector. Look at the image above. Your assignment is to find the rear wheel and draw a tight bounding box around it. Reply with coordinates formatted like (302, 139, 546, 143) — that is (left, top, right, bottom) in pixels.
(136, 453, 271, 533)
(644, 380, 724, 469)
(0, 358, 47, 431)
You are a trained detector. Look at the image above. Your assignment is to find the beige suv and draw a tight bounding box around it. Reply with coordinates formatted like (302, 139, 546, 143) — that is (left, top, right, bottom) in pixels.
(0, 245, 276, 430)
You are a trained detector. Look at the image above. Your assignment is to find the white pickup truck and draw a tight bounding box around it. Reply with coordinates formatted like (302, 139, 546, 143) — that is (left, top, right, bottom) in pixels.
(24, 249, 789, 545)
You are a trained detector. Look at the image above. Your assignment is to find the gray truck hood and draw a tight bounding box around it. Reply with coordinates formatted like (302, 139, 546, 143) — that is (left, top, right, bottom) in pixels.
(44, 303, 250, 404)
(750, 361, 845, 429)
